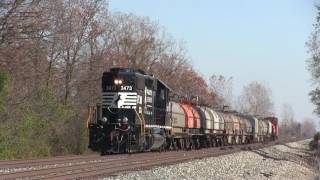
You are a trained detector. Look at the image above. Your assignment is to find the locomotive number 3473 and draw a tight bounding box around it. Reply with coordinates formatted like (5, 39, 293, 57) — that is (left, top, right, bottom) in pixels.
(121, 86, 133, 91)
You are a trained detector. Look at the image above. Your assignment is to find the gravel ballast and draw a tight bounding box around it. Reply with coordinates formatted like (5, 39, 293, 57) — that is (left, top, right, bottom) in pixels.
(102, 140, 318, 180)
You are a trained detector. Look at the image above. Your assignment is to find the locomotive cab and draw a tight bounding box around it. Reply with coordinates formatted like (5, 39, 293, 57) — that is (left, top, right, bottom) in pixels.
(88, 68, 171, 154)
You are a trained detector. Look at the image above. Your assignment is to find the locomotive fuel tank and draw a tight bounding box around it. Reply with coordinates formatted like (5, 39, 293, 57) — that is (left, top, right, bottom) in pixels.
(149, 128, 166, 150)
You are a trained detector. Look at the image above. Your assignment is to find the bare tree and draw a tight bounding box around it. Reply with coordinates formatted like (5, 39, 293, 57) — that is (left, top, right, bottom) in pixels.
(279, 104, 307, 138)
(209, 75, 233, 107)
(237, 81, 274, 116)
(301, 118, 317, 138)
(280, 103, 295, 138)
(45, 0, 107, 105)
(281, 103, 295, 125)
(102, 13, 163, 70)
(0, 0, 53, 103)
(0, 0, 45, 47)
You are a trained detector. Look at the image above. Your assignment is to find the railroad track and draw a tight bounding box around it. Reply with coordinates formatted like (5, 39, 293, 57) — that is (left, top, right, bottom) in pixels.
(0, 139, 301, 180)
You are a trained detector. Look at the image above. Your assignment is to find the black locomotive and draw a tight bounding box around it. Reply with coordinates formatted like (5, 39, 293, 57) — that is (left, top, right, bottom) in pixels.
(88, 68, 171, 154)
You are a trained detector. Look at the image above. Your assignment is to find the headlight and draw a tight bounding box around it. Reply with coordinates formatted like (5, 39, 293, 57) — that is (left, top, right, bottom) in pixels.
(114, 79, 123, 85)
(102, 117, 108, 123)
(122, 116, 128, 124)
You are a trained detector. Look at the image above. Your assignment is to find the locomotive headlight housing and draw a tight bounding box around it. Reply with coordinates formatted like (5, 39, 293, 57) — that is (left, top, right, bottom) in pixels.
(114, 79, 123, 85)
(102, 117, 108, 123)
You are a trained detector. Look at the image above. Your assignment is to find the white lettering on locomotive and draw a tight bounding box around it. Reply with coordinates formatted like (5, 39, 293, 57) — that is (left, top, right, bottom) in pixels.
(137, 95, 142, 104)
(121, 85, 133, 91)
(105, 85, 116, 91)
(146, 89, 152, 96)
(145, 88, 153, 104)
(105, 85, 133, 91)
(146, 97, 153, 104)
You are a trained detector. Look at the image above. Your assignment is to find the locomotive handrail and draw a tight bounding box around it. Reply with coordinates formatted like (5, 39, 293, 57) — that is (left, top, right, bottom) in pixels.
(134, 109, 145, 136)
(86, 106, 96, 128)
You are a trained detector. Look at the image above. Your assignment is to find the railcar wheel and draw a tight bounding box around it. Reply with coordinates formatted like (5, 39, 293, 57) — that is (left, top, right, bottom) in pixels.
(212, 139, 216, 147)
(186, 138, 193, 150)
(190, 138, 196, 150)
(195, 138, 200, 149)
(173, 139, 179, 151)
(208, 139, 212, 148)
(222, 138, 227, 146)
(207, 138, 212, 148)
(168, 138, 174, 151)
(179, 139, 185, 150)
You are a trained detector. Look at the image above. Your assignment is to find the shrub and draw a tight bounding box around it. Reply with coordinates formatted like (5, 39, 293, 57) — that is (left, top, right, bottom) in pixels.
(0, 72, 9, 112)
(309, 132, 320, 150)
(0, 88, 82, 159)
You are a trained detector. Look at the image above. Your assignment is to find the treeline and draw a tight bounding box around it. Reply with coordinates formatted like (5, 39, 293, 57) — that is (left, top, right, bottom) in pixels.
(0, 0, 222, 106)
(278, 104, 317, 139)
(0, 0, 314, 159)
(0, 0, 223, 159)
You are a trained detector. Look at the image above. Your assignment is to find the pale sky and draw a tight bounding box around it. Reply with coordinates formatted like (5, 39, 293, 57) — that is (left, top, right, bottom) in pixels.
(109, 0, 319, 122)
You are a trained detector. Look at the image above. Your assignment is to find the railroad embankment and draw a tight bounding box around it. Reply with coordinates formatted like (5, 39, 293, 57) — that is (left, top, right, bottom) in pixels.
(103, 139, 318, 180)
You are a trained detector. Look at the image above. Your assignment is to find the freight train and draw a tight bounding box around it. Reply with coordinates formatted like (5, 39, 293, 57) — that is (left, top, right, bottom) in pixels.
(87, 68, 279, 154)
